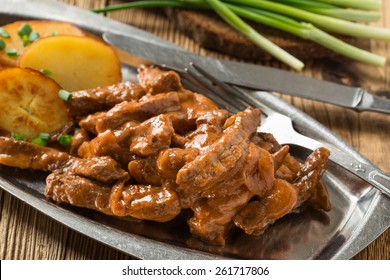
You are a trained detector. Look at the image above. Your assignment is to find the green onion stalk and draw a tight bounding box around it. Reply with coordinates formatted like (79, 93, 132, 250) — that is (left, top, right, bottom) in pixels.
(93, 0, 389, 70)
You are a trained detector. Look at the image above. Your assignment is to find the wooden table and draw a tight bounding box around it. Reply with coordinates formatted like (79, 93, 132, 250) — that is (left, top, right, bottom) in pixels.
(1, 0, 389, 260)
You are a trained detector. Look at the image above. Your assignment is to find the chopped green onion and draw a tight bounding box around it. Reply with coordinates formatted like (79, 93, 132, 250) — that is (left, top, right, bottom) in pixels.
(0, 27, 10, 38)
(58, 89, 72, 101)
(11, 132, 25, 140)
(0, 39, 5, 51)
(57, 134, 72, 146)
(39, 132, 51, 141)
(51, 31, 59, 36)
(17, 23, 32, 37)
(6, 48, 17, 56)
(40, 69, 53, 77)
(21, 34, 30, 46)
(29, 31, 40, 43)
(32, 137, 48, 147)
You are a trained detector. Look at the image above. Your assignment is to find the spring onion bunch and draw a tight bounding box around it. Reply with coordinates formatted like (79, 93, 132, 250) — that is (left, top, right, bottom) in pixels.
(93, 0, 389, 71)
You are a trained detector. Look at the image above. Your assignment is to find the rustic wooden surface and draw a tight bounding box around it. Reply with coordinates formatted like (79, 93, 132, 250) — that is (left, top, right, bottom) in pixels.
(0, 0, 389, 260)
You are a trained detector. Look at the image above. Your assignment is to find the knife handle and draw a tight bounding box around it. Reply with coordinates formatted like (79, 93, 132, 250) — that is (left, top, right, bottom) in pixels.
(357, 92, 390, 114)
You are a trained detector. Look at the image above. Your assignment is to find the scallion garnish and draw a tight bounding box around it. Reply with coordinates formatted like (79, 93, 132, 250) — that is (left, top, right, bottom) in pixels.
(51, 31, 59, 36)
(6, 48, 17, 57)
(21, 34, 30, 46)
(57, 134, 72, 146)
(32, 137, 48, 147)
(58, 89, 72, 101)
(40, 69, 53, 77)
(92, 0, 389, 70)
(39, 132, 51, 141)
(0, 39, 5, 51)
(17, 23, 32, 37)
(29, 31, 40, 43)
(11, 132, 25, 141)
(0, 27, 10, 38)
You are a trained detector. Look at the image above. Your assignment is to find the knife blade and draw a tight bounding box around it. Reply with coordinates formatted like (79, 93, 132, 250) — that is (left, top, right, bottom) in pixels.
(103, 32, 390, 114)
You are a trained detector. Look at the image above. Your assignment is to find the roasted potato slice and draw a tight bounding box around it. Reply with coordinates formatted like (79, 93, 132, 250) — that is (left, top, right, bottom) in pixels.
(0, 20, 85, 67)
(17, 35, 122, 91)
(0, 67, 70, 139)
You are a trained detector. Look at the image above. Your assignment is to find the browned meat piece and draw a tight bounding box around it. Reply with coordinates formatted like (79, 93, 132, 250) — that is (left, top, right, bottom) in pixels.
(272, 145, 290, 172)
(96, 92, 181, 132)
(0, 136, 71, 171)
(185, 109, 230, 150)
(251, 132, 282, 153)
(156, 148, 199, 180)
(188, 185, 253, 245)
(110, 181, 181, 222)
(46, 172, 114, 215)
(70, 156, 129, 183)
(294, 147, 331, 211)
(69, 128, 90, 156)
(234, 148, 330, 236)
(176, 107, 260, 194)
(69, 81, 146, 117)
(79, 112, 106, 135)
(129, 114, 174, 156)
(128, 158, 161, 186)
(78, 130, 134, 168)
(138, 64, 182, 94)
(234, 179, 298, 236)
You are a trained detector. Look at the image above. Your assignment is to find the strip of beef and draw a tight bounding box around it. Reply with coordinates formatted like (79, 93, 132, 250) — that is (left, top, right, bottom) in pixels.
(129, 114, 175, 156)
(0, 137, 128, 183)
(96, 92, 181, 132)
(110, 181, 181, 222)
(176, 107, 260, 194)
(188, 184, 253, 245)
(185, 109, 230, 151)
(128, 158, 162, 186)
(138, 64, 182, 94)
(233, 148, 330, 236)
(69, 81, 146, 117)
(78, 129, 134, 168)
(0, 136, 71, 172)
(46, 172, 114, 215)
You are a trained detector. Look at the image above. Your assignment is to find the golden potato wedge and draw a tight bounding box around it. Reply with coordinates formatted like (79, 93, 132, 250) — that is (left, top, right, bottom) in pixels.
(0, 67, 70, 139)
(17, 35, 122, 91)
(0, 20, 85, 67)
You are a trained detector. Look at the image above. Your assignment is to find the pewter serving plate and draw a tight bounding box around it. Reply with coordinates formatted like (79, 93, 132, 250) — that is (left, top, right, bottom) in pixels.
(1, 0, 389, 260)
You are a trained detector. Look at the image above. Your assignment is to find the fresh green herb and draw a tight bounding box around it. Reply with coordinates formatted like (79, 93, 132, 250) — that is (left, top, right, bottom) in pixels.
(93, 0, 389, 70)
(58, 89, 72, 101)
(6, 48, 17, 57)
(57, 134, 72, 146)
(226, 4, 385, 66)
(21, 34, 30, 46)
(29, 31, 40, 43)
(17, 23, 32, 37)
(39, 132, 51, 141)
(11, 132, 25, 140)
(206, 0, 304, 70)
(0, 39, 5, 51)
(32, 137, 48, 147)
(0, 27, 10, 38)
(51, 31, 60, 36)
(40, 69, 53, 77)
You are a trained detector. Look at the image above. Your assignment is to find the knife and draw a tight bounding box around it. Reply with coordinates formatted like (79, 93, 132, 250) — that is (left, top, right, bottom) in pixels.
(103, 32, 390, 114)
